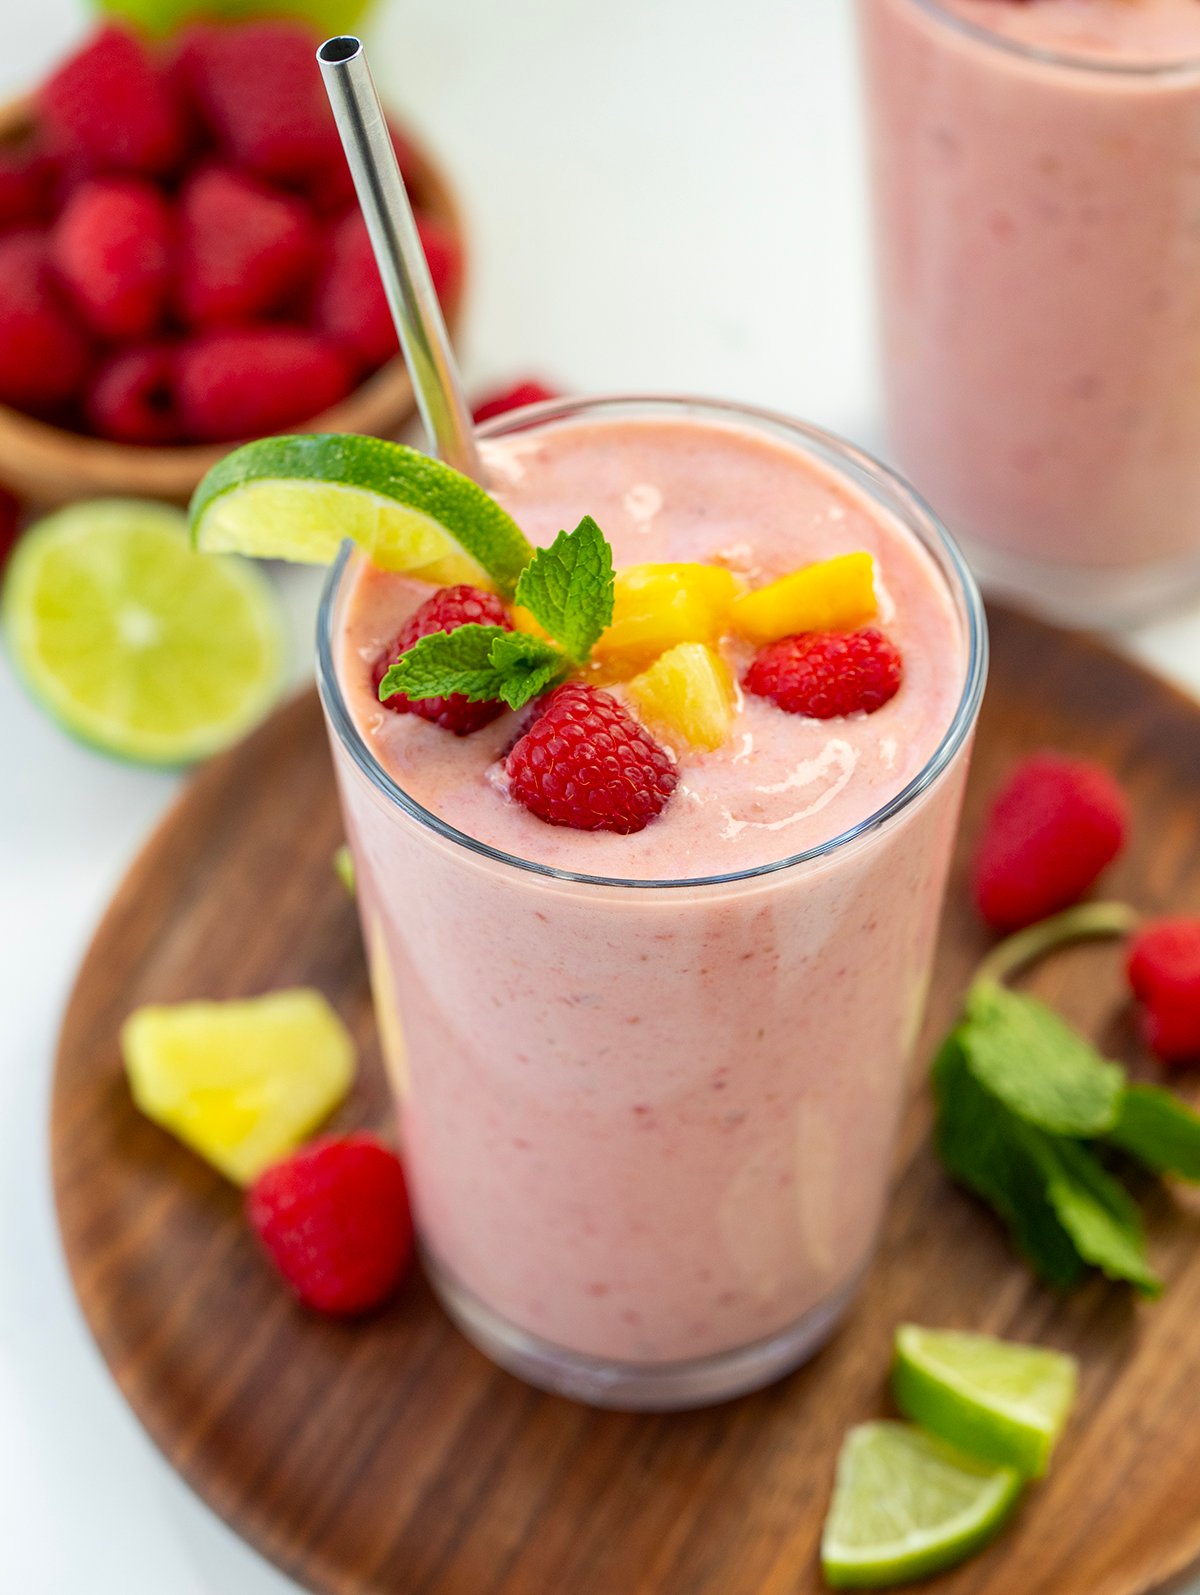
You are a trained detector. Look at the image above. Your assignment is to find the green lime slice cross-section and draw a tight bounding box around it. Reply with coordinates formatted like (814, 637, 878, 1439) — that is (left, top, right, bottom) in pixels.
(821, 1422, 1022, 1589)
(893, 1324, 1078, 1479)
(189, 434, 535, 598)
(4, 500, 285, 766)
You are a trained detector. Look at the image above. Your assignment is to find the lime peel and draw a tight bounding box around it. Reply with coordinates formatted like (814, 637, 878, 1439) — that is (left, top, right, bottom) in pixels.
(189, 434, 535, 597)
(821, 1421, 1022, 1589)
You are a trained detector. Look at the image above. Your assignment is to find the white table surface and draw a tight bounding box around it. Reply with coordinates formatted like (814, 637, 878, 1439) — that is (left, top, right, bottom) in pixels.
(5, 3, 1200, 1591)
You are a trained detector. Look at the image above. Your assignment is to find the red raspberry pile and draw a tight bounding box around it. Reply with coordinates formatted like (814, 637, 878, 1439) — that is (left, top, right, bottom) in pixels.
(0, 20, 460, 445)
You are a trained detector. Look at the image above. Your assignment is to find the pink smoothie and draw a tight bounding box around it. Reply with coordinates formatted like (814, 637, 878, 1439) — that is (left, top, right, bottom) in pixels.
(860, 0, 1200, 617)
(324, 406, 978, 1391)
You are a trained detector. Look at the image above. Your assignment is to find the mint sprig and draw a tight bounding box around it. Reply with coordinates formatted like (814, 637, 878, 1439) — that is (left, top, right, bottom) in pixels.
(378, 516, 615, 713)
(513, 515, 614, 663)
(933, 902, 1200, 1298)
(377, 624, 568, 713)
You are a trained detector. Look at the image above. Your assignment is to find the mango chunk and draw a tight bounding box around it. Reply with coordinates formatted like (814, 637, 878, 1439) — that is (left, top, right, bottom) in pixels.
(627, 642, 735, 751)
(731, 553, 876, 646)
(594, 563, 740, 668)
(122, 989, 355, 1185)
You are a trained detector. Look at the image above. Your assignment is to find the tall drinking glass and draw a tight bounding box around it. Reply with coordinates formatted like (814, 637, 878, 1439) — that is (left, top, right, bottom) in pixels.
(860, 0, 1200, 625)
(317, 396, 986, 1410)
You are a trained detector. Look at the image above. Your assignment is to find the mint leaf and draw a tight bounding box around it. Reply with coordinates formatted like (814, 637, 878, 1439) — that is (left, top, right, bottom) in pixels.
(487, 631, 569, 710)
(1108, 1084, 1200, 1181)
(933, 1035, 1087, 1290)
(378, 624, 509, 704)
(1027, 1137, 1161, 1297)
(963, 982, 1125, 1137)
(514, 515, 614, 663)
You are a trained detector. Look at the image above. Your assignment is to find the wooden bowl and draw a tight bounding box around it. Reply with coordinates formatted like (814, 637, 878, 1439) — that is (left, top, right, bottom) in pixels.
(0, 96, 466, 508)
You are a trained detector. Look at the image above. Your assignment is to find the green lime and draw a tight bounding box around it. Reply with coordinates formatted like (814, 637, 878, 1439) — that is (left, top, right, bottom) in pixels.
(93, 0, 372, 39)
(190, 435, 535, 598)
(821, 1422, 1022, 1589)
(4, 500, 285, 766)
(892, 1324, 1078, 1479)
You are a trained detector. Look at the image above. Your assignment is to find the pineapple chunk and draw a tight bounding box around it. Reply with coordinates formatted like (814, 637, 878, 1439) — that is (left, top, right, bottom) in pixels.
(122, 989, 355, 1185)
(731, 553, 877, 645)
(594, 563, 740, 668)
(627, 642, 735, 751)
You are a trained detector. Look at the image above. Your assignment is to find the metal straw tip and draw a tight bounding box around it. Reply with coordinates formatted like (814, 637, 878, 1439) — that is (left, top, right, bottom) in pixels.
(317, 35, 363, 65)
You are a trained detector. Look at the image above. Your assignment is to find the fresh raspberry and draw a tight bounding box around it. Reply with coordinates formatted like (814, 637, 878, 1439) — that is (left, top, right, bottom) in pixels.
(0, 489, 20, 569)
(972, 753, 1130, 932)
(313, 211, 397, 372)
(744, 627, 903, 719)
(87, 345, 180, 445)
(177, 166, 318, 328)
(473, 380, 560, 425)
(0, 136, 58, 230)
(374, 584, 512, 734)
(417, 213, 462, 306)
(39, 24, 187, 178)
(51, 178, 173, 342)
(1127, 920, 1200, 1066)
(247, 1134, 413, 1317)
(175, 327, 352, 442)
(506, 683, 678, 833)
(177, 20, 341, 185)
(0, 232, 91, 412)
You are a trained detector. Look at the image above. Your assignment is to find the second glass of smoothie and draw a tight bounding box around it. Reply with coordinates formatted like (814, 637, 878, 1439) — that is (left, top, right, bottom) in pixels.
(860, 0, 1200, 624)
(318, 396, 985, 1409)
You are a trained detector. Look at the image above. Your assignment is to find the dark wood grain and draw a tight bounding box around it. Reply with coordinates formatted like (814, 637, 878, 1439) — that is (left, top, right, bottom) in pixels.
(52, 608, 1200, 1595)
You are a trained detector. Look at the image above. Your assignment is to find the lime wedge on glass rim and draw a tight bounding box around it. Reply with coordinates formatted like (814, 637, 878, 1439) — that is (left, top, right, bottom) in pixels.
(189, 434, 535, 597)
(3, 500, 284, 766)
(821, 1422, 1022, 1590)
(892, 1324, 1078, 1480)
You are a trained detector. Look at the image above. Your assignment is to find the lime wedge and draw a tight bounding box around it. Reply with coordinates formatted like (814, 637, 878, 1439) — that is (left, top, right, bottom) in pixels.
(821, 1422, 1022, 1589)
(4, 500, 284, 766)
(189, 434, 535, 598)
(893, 1324, 1078, 1479)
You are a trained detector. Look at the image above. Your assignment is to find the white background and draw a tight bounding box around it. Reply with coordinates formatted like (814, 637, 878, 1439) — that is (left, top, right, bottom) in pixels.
(5, 3, 1200, 1591)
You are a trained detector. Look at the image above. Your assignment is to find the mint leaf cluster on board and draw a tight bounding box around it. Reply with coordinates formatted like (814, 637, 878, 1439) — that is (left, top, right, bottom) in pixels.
(378, 516, 615, 713)
(935, 961, 1200, 1298)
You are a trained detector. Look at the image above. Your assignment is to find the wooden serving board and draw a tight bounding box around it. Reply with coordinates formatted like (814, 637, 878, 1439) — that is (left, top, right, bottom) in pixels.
(52, 608, 1200, 1595)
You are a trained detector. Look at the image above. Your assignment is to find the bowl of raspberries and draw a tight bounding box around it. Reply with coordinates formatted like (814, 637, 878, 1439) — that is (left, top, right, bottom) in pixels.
(0, 18, 464, 506)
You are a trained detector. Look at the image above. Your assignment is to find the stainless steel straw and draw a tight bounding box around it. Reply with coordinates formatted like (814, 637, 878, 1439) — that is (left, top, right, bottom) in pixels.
(317, 36, 484, 481)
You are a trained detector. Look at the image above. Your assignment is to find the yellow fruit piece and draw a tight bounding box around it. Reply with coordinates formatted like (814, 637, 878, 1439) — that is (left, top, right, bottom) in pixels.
(731, 552, 877, 646)
(595, 563, 739, 668)
(122, 989, 355, 1185)
(627, 642, 735, 751)
(510, 603, 550, 641)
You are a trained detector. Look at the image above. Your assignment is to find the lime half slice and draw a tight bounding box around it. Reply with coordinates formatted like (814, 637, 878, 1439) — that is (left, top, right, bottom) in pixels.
(4, 500, 284, 765)
(189, 434, 535, 597)
(821, 1422, 1022, 1589)
(893, 1324, 1078, 1479)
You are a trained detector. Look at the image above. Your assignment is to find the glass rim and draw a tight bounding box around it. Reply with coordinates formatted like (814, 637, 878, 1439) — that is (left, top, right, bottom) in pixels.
(906, 0, 1200, 78)
(315, 392, 988, 893)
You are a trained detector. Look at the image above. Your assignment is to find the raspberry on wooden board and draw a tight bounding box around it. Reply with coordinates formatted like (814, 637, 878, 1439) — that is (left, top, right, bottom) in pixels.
(248, 1135, 413, 1317)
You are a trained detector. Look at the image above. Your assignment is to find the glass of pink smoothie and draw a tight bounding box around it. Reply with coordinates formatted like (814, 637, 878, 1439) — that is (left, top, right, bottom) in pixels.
(860, 0, 1200, 625)
(317, 395, 986, 1409)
